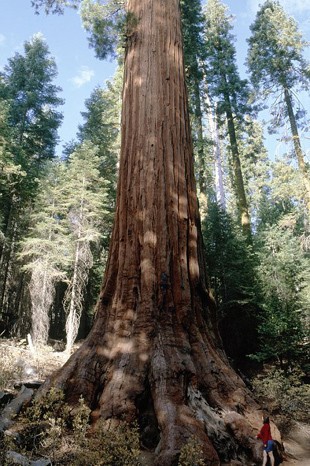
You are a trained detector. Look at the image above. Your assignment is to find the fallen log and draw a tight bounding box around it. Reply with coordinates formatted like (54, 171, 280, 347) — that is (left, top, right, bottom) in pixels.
(0, 385, 34, 432)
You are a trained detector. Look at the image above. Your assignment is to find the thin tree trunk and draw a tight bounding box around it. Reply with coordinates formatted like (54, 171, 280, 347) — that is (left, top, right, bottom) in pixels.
(192, 74, 206, 195)
(30, 267, 50, 345)
(0, 219, 17, 315)
(205, 95, 226, 209)
(223, 89, 251, 239)
(284, 87, 310, 210)
(40, 1, 278, 464)
(65, 177, 89, 352)
(65, 240, 80, 353)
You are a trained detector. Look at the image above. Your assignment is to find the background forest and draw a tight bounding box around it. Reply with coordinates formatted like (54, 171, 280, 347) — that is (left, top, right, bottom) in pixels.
(0, 0, 309, 425)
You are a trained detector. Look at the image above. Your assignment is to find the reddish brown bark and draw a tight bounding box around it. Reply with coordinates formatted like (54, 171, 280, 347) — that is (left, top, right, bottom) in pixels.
(41, 1, 280, 464)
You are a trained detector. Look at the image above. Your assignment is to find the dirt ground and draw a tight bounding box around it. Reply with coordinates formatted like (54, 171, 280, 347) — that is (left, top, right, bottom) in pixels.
(1, 338, 309, 465)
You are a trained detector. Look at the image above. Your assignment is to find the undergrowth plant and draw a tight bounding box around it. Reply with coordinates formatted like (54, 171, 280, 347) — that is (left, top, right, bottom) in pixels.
(252, 368, 310, 431)
(0, 346, 23, 390)
(2, 388, 142, 465)
(178, 436, 205, 466)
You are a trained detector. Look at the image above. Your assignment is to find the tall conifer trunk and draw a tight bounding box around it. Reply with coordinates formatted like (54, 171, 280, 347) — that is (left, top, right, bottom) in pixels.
(41, 1, 279, 463)
(284, 87, 310, 211)
(223, 87, 251, 239)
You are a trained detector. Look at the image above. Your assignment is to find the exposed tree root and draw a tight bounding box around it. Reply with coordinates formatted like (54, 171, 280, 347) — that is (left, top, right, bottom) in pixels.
(37, 304, 281, 465)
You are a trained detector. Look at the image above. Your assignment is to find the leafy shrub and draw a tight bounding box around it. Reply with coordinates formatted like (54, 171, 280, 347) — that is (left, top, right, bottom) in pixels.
(0, 346, 23, 390)
(71, 420, 141, 466)
(13, 388, 72, 460)
(26, 387, 71, 424)
(71, 395, 91, 443)
(178, 436, 205, 466)
(252, 368, 310, 424)
(7, 388, 141, 465)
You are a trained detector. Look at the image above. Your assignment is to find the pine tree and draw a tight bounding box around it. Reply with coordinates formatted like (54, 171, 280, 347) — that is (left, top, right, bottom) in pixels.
(247, 0, 310, 210)
(254, 222, 309, 368)
(0, 34, 63, 324)
(203, 0, 252, 238)
(18, 161, 69, 344)
(239, 118, 270, 228)
(0, 98, 25, 239)
(78, 70, 122, 206)
(63, 141, 110, 352)
(2, 34, 63, 172)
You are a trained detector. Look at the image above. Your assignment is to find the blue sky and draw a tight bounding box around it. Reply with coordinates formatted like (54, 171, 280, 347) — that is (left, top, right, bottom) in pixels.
(1, 0, 309, 159)
(0, 0, 116, 156)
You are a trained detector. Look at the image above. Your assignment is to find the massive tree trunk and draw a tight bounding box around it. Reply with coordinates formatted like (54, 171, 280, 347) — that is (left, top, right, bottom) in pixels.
(41, 1, 279, 464)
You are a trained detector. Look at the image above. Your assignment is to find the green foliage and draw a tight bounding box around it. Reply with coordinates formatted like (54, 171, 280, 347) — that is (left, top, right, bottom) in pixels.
(32, 1, 136, 61)
(180, 0, 205, 90)
(252, 368, 310, 423)
(202, 202, 255, 308)
(202, 0, 252, 237)
(203, 0, 252, 124)
(14, 388, 72, 462)
(78, 72, 121, 204)
(79, 420, 141, 466)
(80, 0, 127, 60)
(64, 140, 110, 238)
(0, 35, 64, 329)
(71, 396, 91, 442)
(12, 389, 141, 466)
(26, 387, 71, 423)
(178, 437, 205, 466)
(247, 0, 309, 95)
(62, 141, 112, 348)
(0, 33, 63, 229)
(31, 0, 80, 14)
(238, 118, 270, 226)
(1, 34, 63, 167)
(17, 161, 69, 343)
(0, 100, 25, 237)
(247, 0, 309, 133)
(180, 0, 213, 199)
(18, 160, 70, 272)
(76, 75, 120, 324)
(253, 222, 309, 366)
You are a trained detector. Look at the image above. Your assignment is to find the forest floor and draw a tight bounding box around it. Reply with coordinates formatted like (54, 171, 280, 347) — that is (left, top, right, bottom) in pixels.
(0, 338, 309, 465)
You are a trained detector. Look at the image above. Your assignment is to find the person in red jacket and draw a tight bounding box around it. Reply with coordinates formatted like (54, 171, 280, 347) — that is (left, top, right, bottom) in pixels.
(256, 416, 275, 466)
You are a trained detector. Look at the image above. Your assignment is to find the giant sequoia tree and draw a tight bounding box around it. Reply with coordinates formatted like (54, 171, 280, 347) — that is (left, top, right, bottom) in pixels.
(34, 1, 279, 464)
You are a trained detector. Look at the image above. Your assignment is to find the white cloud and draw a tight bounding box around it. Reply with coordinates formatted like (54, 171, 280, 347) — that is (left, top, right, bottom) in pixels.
(0, 34, 6, 46)
(70, 66, 95, 88)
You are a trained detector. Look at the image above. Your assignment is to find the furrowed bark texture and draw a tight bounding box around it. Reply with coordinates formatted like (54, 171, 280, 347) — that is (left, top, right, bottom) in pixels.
(41, 1, 279, 464)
